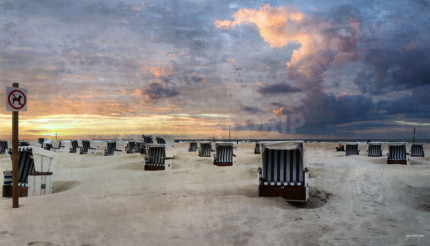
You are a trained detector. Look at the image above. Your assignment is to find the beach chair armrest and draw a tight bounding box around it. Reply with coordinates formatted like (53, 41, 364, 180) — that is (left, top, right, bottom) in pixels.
(165, 157, 174, 160)
(233, 154, 236, 157)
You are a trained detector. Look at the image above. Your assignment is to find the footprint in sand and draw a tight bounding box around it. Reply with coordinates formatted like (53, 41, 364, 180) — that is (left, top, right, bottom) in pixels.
(28, 242, 59, 246)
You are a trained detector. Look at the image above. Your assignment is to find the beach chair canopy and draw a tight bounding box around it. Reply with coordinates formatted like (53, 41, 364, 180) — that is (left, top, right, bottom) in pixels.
(156, 137, 166, 144)
(214, 143, 234, 163)
(261, 141, 305, 185)
(189, 142, 197, 151)
(368, 142, 382, 156)
(387, 143, 407, 161)
(411, 144, 424, 156)
(143, 135, 153, 144)
(146, 145, 166, 165)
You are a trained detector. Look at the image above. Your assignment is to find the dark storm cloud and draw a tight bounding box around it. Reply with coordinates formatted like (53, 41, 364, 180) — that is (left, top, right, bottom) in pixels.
(143, 82, 180, 101)
(241, 106, 265, 114)
(258, 83, 302, 95)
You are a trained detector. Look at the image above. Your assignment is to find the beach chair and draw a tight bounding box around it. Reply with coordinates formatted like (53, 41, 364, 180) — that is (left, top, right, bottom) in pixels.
(258, 141, 309, 203)
(368, 143, 382, 157)
(387, 143, 409, 165)
(410, 144, 425, 157)
(213, 143, 235, 166)
(69, 140, 79, 153)
(126, 141, 136, 154)
(44, 143, 52, 151)
(144, 145, 172, 171)
(0, 140, 8, 154)
(80, 140, 90, 154)
(254, 142, 261, 154)
(19, 141, 30, 146)
(104, 141, 116, 156)
(345, 143, 360, 156)
(188, 142, 197, 152)
(3, 147, 56, 197)
(198, 142, 212, 157)
(141, 135, 153, 155)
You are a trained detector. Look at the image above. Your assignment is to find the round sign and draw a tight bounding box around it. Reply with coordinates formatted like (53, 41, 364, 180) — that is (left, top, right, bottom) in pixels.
(8, 89, 27, 110)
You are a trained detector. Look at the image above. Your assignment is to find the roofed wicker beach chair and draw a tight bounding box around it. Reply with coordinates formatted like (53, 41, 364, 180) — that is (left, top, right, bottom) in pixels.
(368, 142, 382, 157)
(213, 143, 236, 166)
(126, 141, 136, 154)
(188, 141, 197, 152)
(198, 142, 212, 157)
(144, 144, 172, 171)
(0, 140, 8, 154)
(387, 142, 409, 165)
(254, 142, 261, 154)
(345, 143, 360, 156)
(38, 138, 44, 148)
(410, 144, 425, 157)
(258, 141, 309, 203)
(104, 141, 116, 156)
(44, 143, 52, 151)
(53, 140, 64, 150)
(80, 140, 90, 154)
(141, 135, 154, 155)
(69, 140, 79, 153)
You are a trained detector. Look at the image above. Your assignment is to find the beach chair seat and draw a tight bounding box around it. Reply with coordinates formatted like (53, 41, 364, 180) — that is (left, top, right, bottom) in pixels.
(387, 143, 409, 165)
(410, 144, 424, 157)
(104, 141, 116, 156)
(368, 143, 382, 157)
(258, 141, 309, 202)
(213, 143, 235, 166)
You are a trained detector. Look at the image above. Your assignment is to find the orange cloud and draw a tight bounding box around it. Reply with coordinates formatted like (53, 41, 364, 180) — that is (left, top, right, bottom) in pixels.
(140, 65, 173, 78)
(214, 4, 320, 68)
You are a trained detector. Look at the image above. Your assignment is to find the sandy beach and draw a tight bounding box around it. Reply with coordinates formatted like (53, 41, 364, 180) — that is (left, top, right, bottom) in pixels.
(0, 142, 429, 246)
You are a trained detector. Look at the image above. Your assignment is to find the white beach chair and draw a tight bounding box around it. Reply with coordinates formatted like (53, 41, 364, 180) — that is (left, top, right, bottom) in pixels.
(368, 142, 382, 157)
(144, 144, 172, 171)
(254, 142, 261, 154)
(198, 142, 212, 157)
(258, 141, 309, 203)
(410, 144, 424, 157)
(188, 141, 197, 152)
(387, 143, 409, 165)
(345, 143, 360, 156)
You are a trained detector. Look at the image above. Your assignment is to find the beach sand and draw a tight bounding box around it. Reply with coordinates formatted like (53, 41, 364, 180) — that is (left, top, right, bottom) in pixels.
(0, 142, 429, 245)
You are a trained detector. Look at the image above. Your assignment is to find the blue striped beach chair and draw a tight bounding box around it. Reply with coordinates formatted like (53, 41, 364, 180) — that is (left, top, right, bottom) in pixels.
(368, 143, 382, 157)
(214, 143, 235, 166)
(258, 141, 309, 202)
(126, 141, 136, 154)
(188, 142, 197, 152)
(410, 144, 424, 157)
(38, 138, 45, 148)
(140, 135, 154, 155)
(80, 140, 90, 154)
(69, 140, 79, 153)
(144, 145, 172, 171)
(254, 142, 261, 154)
(0, 140, 8, 154)
(199, 142, 212, 157)
(345, 143, 360, 156)
(387, 143, 409, 165)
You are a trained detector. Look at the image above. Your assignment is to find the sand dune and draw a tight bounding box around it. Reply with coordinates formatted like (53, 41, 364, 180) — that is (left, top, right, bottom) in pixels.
(0, 142, 429, 245)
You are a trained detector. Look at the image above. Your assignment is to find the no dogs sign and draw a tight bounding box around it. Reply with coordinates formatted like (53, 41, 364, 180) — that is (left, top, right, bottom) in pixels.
(6, 87, 27, 111)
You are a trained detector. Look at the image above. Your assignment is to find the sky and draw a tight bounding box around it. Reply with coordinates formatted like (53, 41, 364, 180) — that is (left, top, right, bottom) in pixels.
(0, 0, 429, 140)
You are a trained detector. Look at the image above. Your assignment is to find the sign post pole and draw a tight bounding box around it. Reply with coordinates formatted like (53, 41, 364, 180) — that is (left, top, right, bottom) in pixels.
(12, 83, 19, 208)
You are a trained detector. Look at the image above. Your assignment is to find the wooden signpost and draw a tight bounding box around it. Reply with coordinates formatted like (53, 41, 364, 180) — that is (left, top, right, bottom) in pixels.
(6, 83, 27, 208)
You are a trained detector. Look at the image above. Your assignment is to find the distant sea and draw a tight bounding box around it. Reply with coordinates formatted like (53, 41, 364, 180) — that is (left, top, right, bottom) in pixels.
(175, 139, 430, 143)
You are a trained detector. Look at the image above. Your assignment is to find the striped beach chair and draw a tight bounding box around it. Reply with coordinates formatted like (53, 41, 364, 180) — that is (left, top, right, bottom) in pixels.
(345, 143, 360, 156)
(387, 143, 409, 165)
(199, 142, 212, 157)
(69, 140, 79, 153)
(80, 140, 90, 154)
(38, 138, 45, 148)
(410, 144, 424, 157)
(140, 135, 154, 155)
(104, 141, 116, 156)
(258, 141, 309, 202)
(0, 140, 8, 154)
(214, 143, 235, 166)
(144, 145, 172, 171)
(368, 143, 382, 157)
(188, 142, 197, 152)
(126, 141, 136, 154)
(254, 142, 261, 154)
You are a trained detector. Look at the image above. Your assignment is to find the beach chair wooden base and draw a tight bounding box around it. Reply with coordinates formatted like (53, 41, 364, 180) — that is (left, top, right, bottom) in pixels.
(213, 162, 233, 166)
(368, 155, 382, 157)
(387, 160, 407, 165)
(2, 185, 28, 197)
(254, 151, 260, 154)
(259, 185, 307, 202)
(144, 165, 165, 171)
(411, 154, 424, 157)
(199, 155, 211, 157)
(140, 149, 147, 155)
